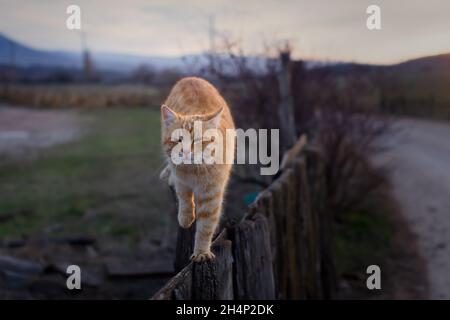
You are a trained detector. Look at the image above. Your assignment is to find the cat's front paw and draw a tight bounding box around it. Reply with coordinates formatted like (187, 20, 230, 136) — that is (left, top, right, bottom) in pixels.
(178, 213, 195, 229)
(190, 251, 215, 262)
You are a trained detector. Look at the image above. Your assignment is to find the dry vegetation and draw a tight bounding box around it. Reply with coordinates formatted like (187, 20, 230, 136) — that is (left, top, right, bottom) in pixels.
(0, 84, 164, 108)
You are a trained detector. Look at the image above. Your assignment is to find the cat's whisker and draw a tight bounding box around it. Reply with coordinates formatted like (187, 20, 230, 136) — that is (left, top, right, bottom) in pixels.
(152, 160, 170, 180)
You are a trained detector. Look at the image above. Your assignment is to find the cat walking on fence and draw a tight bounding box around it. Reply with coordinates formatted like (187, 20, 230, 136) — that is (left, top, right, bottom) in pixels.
(160, 77, 235, 262)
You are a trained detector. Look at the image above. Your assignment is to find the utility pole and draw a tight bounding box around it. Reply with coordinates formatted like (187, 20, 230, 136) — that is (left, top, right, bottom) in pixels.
(80, 31, 87, 53)
(207, 14, 216, 74)
(208, 14, 215, 55)
(277, 41, 297, 153)
(80, 31, 94, 80)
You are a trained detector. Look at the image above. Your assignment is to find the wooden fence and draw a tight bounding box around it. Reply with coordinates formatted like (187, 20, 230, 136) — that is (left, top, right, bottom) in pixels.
(152, 146, 337, 300)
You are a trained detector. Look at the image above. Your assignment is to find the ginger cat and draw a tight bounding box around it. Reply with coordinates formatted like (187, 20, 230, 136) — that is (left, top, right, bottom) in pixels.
(160, 77, 235, 262)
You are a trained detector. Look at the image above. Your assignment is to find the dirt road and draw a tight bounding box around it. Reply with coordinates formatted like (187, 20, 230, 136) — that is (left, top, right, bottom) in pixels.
(0, 105, 83, 157)
(380, 118, 450, 299)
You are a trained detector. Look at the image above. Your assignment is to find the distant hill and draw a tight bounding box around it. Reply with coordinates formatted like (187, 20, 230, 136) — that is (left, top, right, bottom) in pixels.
(315, 53, 450, 120)
(0, 33, 79, 68)
(385, 54, 450, 119)
(0, 33, 186, 72)
(310, 53, 450, 76)
(391, 53, 450, 73)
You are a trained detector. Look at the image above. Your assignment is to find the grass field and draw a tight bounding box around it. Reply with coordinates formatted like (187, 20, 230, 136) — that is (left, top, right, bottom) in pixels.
(0, 107, 172, 252)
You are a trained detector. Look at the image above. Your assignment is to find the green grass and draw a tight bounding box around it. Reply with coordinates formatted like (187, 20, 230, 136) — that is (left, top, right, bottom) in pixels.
(0, 107, 172, 248)
(335, 209, 393, 276)
(379, 69, 450, 120)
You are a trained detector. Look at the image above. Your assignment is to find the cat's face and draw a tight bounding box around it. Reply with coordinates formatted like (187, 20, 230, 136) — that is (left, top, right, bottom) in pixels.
(161, 105, 223, 164)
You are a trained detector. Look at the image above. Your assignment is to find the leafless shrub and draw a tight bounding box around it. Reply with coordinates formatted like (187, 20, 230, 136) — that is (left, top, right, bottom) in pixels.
(306, 67, 392, 217)
(0, 84, 163, 108)
(188, 37, 391, 216)
(188, 37, 283, 130)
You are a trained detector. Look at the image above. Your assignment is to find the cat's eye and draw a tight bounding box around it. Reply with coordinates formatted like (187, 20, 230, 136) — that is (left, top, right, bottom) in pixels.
(178, 136, 183, 142)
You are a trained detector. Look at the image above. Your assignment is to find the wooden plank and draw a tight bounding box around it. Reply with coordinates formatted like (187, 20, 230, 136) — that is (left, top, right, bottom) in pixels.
(174, 224, 196, 273)
(151, 263, 193, 300)
(268, 169, 298, 299)
(298, 157, 320, 299)
(287, 155, 321, 299)
(284, 168, 305, 299)
(280, 171, 293, 299)
(266, 177, 285, 298)
(232, 213, 275, 300)
(258, 192, 277, 267)
(305, 146, 337, 299)
(192, 239, 233, 300)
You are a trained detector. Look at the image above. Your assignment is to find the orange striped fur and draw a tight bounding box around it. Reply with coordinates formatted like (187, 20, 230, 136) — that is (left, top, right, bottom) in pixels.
(160, 77, 235, 262)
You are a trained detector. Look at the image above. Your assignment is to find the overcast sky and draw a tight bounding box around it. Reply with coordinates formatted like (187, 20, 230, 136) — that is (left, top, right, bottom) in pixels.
(0, 0, 449, 64)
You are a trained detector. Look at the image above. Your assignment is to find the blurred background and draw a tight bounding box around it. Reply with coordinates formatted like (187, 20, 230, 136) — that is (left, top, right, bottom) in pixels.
(0, 0, 449, 299)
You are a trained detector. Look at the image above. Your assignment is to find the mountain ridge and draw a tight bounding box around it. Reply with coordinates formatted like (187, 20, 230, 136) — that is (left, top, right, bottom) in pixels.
(0, 33, 186, 72)
(1, 33, 450, 73)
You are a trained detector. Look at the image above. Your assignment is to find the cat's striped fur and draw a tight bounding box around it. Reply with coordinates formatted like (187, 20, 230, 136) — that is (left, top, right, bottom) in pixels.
(160, 77, 235, 262)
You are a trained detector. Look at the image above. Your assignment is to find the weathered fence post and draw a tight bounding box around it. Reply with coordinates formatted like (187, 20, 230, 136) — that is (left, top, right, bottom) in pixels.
(231, 213, 275, 299)
(192, 238, 234, 300)
(266, 177, 286, 298)
(264, 168, 305, 299)
(174, 224, 196, 272)
(277, 45, 297, 153)
(296, 157, 321, 299)
(284, 168, 304, 299)
(304, 146, 337, 299)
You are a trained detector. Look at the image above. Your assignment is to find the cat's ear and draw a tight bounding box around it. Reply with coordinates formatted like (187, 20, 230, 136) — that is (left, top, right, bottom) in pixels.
(206, 107, 223, 127)
(161, 104, 178, 126)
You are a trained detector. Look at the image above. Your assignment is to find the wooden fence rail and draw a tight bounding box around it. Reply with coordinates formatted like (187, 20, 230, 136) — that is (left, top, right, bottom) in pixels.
(152, 146, 336, 300)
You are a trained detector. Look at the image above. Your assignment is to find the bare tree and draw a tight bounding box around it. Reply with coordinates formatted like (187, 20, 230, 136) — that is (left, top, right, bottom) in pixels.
(277, 43, 297, 149)
(131, 64, 156, 84)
